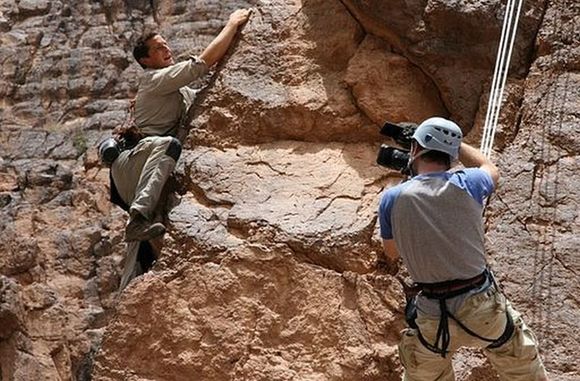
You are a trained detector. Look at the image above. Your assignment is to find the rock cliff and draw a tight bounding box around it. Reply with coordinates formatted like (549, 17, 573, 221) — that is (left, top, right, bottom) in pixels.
(0, 0, 578, 380)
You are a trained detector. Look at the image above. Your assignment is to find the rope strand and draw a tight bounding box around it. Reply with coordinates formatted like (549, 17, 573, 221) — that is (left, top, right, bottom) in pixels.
(481, 0, 515, 154)
(481, 0, 524, 158)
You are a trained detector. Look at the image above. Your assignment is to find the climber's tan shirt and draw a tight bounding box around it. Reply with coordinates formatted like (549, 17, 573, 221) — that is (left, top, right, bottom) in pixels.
(134, 56, 208, 137)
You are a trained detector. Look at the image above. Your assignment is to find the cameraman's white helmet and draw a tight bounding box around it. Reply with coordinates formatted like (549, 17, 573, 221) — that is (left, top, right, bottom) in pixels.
(412, 117, 463, 159)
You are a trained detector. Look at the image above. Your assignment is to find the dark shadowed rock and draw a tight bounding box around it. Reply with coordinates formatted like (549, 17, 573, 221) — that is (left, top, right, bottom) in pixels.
(341, 0, 545, 127)
(0, 276, 24, 340)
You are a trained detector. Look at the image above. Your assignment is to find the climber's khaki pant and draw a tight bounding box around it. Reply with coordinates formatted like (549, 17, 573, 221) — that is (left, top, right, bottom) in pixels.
(111, 136, 177, 291)
(111, 136, 177, 219)
(399, 287, 547, 381)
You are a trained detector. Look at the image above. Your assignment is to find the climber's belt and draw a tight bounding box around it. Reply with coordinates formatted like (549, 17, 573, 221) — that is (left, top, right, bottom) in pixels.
(419, 271, 488, 298)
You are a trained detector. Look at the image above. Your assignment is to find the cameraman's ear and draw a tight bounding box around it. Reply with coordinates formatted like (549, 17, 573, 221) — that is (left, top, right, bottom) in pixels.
(410, 142, 418, 156)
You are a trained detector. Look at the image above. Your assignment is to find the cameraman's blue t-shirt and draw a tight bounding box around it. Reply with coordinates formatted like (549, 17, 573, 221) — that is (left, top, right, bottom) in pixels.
(379, 168, 494, 240)
(377, 168, 495, 316)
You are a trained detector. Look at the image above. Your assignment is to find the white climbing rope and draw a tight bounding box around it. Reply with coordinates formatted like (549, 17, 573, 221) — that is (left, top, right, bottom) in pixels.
(480, 0, 525, 158)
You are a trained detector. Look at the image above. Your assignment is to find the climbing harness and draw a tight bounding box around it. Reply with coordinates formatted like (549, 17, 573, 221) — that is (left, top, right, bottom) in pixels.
(404, 269, 515, 357)
(480, 0, 525, 158)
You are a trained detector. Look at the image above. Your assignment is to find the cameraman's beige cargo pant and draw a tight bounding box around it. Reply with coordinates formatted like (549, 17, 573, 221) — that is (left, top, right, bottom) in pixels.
(111, 136, 178, 291)
(399, 287, 547, 381)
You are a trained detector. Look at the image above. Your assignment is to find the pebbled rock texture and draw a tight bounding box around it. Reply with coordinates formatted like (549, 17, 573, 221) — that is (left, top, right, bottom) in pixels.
(0, 0, 578, 380)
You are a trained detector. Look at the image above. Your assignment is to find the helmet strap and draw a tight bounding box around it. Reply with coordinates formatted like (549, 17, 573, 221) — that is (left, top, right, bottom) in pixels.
(407, 143, 431, 177)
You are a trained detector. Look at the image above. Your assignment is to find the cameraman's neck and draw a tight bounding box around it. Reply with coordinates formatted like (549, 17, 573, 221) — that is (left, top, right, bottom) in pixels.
(415, 160, 449, 175)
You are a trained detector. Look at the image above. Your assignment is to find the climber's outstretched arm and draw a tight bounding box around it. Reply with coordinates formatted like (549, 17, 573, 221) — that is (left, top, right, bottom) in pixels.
(200, 9, 251, 67)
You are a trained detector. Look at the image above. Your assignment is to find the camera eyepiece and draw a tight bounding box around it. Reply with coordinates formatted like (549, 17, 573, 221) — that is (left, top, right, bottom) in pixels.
(380, 122, 418, 150)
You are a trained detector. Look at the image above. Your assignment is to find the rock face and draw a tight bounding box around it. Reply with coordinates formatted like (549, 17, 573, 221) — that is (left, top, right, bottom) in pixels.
(483, 0, 580, 376)
(341, 0, 545, 128)
(0, 1, 578, 381)
(94, 247, 404, 381)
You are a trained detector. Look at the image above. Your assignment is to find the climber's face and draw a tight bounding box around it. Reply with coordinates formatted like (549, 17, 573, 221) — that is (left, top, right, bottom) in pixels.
(140, 35, 174, 69)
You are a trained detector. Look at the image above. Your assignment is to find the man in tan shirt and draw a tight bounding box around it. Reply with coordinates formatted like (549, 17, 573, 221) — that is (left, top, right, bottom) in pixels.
(111, 9, 251, 290)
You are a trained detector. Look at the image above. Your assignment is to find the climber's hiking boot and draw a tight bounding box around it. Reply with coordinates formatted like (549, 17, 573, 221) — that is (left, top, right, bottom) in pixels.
(125, 213, 165, 242)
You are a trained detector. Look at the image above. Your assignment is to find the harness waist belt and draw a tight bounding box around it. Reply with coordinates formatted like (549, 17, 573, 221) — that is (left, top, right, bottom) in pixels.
(418, 271, 487, 298)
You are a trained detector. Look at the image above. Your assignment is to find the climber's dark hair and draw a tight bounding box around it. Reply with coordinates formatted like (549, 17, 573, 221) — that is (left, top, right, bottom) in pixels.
(133, 31, 159, 69)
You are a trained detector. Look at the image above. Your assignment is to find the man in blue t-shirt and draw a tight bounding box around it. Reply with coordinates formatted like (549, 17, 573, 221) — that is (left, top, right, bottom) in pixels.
(378, 117, 547, 380)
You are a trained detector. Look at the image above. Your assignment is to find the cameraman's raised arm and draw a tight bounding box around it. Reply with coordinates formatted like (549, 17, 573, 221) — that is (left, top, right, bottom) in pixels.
(458, 142, 500, 188)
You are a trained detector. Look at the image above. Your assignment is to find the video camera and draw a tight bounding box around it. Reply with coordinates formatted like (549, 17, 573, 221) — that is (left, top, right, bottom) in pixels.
(376, 122, 417, 173)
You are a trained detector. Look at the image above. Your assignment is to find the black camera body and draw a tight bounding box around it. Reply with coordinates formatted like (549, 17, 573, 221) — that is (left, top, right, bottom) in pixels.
(377, 145, 410, 172)
(380, 122, 417, 149)
(376, 121, 417, 173)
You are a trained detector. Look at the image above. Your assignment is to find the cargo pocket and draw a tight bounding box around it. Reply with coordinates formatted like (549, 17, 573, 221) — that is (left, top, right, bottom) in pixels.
(513, 317, 540, 359)
(399, 329, 418, 369)
(486, 314, 546, 380)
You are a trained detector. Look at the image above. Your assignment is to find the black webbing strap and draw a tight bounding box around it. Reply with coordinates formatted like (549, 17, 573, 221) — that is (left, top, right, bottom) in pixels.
(485, 310, 515, 349)
(414, 298, 452, 357)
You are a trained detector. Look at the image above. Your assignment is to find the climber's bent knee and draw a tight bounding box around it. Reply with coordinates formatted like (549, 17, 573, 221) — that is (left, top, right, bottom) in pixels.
(165, 137, 182, 161)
